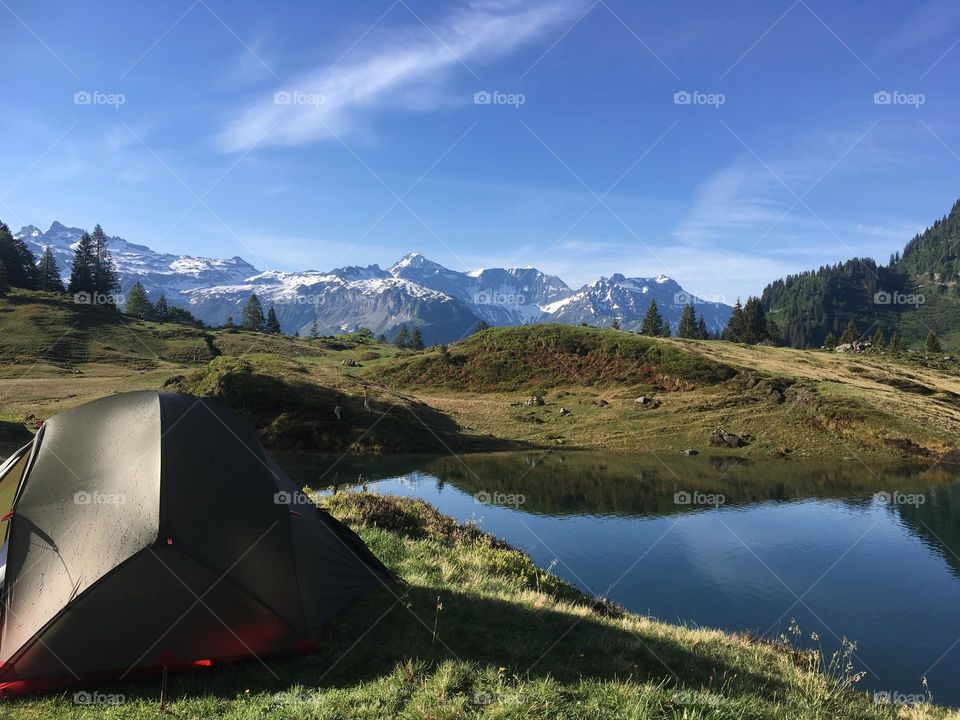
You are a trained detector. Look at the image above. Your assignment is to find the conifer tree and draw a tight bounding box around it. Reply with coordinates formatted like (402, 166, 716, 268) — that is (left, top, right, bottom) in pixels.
(90, 224, 120, 300)
(154, 293, 169, 322)
(124, 281, 154, 319)
(925, 331, 943, 353)
(68, 232, 96, 297)
(241, 293, 266, 331)
(0, 222, 36, 289)
(678, 303, 697, 338)
(870, 329, 885, 351)
(266, 306, 281, 334)
(35, 246, 65, 292)
(839, 320, 860, 345)
(310, 318, 319, 338)
(411, 326, 424, 350)
(641, 299, 664, 336)
(611, 318, 620, 330)
(695, 316, 708, 340)
(394, 325, 410, 348)
(224, 315, 235, 329)
(0, 258, 8, 297)
(660, 320, 672, 337)
(889, 333, 905, 354)
(824, 332, 838, 349)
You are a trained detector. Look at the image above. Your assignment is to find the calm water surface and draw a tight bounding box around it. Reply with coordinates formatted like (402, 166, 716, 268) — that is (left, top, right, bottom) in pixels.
(281, 450, 960, 707)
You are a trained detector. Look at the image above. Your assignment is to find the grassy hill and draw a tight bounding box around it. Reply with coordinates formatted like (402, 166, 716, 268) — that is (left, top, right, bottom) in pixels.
(3, 291, 960, 461)
(4, 493, 948, 720)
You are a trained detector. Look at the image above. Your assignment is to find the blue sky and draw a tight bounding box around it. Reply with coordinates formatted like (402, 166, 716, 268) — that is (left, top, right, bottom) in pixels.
(2, 0, 959, 301)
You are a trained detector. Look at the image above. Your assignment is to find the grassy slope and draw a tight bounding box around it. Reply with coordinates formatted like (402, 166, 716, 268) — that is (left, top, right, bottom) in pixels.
(3, 292, 960, 460)
(369, 325, 960, 461)
(5, 493, 946, 720)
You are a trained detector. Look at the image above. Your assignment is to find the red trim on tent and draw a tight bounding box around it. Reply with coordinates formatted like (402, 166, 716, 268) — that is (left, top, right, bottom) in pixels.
(0, 511, 12, 522)
(0, 642, 316, 697)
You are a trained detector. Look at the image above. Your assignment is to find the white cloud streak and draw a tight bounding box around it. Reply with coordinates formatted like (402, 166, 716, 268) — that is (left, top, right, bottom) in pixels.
(215, 0, 581, 152)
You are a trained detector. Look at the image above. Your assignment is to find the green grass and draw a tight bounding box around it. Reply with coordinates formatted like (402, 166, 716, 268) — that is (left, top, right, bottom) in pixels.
(372, 324, 738, 392)
(3, 493, 948, 719)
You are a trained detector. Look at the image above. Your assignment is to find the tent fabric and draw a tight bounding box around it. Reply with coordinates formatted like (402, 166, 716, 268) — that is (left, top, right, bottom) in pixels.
(0, 391, 391, 695)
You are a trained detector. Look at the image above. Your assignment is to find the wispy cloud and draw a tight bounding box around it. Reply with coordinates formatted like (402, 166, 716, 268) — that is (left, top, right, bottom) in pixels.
(215, 0, 581, 152)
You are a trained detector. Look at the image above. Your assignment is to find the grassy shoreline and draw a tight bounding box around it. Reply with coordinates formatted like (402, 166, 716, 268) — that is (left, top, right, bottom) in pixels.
(5, 493, 949, 719)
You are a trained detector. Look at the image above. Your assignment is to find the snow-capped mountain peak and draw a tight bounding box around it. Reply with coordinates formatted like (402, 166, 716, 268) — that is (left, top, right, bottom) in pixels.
(13, 220, 731, 340)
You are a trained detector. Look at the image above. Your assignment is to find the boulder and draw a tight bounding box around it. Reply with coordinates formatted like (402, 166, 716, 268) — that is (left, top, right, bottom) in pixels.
(681, 449, 699, 456)
(559, 407, 571, 416)
(710, 427, 745, 448)
(525, 395, 545, 406)
(340, 358, 359, 367)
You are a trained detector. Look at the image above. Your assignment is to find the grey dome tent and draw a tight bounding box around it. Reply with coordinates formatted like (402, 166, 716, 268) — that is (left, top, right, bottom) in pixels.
(0, 391, 391, 696)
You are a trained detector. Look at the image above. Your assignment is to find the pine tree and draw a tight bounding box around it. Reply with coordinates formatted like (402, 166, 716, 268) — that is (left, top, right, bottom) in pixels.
(925, 331, 943, 353)
(90, 224, 120, 300)
(0, 258, 8, 297)
(68, 232, 96, 297)
(870, 329, 886, 351)
(889, 333, 905, 354)
(678, 303, 697, 339)
(725, 299, 745, 341)
(695, 316, 708, 340)
(611, 318, 621, 330)
(839, 320, 860, 345)
(824, 332, 838, 349)
(310, 318, 319, 338)
(124, 281, 154, 319)
(394, 325, 410, 348)
(377, 333, 387, 343)
(35, 246, 65, 292)
(241, 293, 266, 331)
(154, 293, 169, 322)
(265, 306, 281, 334)
(224, 315, 235, 329)
(410, 326, 424, 350)
(641, 299, 664, 336)
(660, 321, 672, 337)
(0, 222, 37, 289)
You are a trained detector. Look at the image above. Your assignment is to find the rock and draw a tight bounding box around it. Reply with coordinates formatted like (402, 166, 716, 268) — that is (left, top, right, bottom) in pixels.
(835, 340, 872, 353)
(709, 427, 745, 448)
(340, 358, 359, 367)
(162, 375, 185, 388)
(681, 449, 698, 456)
(634, 396, 661, 409)
(525, 395, 545, 406)
(559, 407, 571, 416)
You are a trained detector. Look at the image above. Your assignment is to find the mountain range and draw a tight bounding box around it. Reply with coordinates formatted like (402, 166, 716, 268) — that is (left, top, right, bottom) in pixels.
(14, 222, 732, 344)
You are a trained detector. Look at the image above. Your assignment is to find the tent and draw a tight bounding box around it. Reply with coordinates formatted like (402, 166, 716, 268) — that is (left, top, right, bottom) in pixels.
(0, 390, 391, 696)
